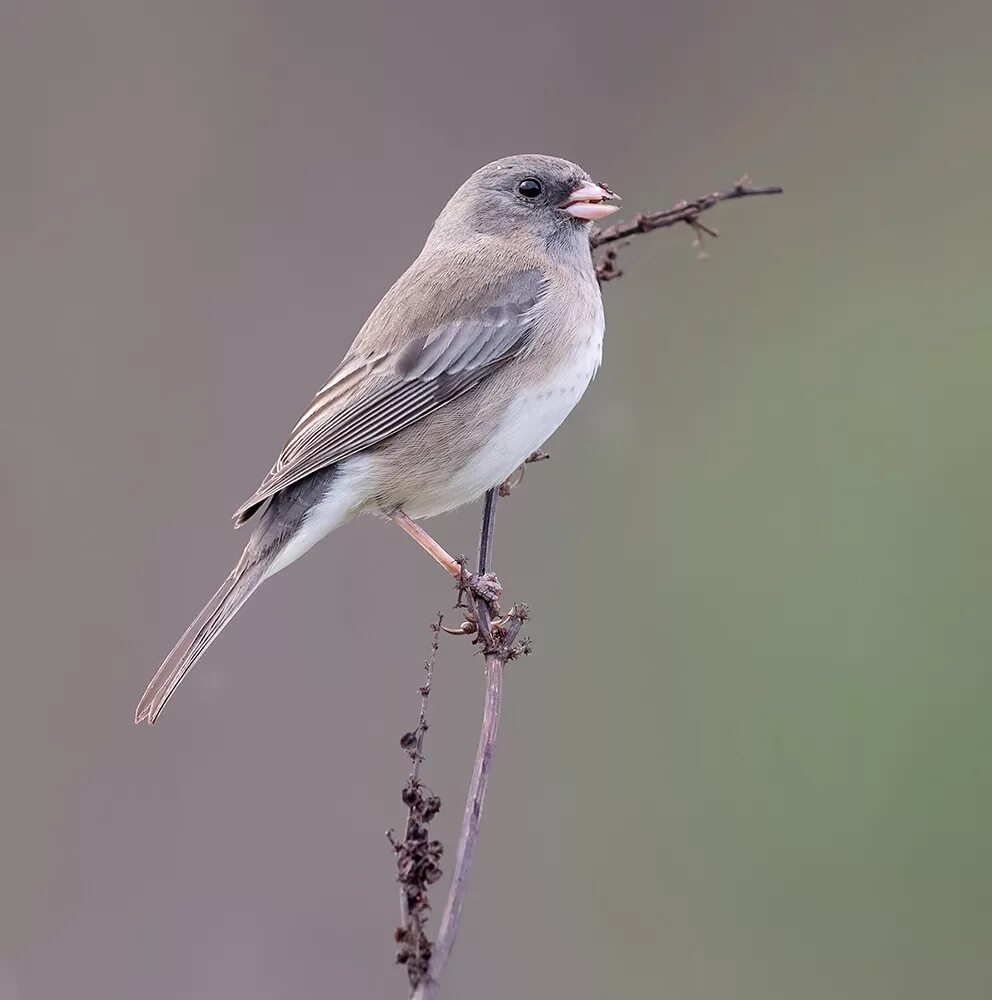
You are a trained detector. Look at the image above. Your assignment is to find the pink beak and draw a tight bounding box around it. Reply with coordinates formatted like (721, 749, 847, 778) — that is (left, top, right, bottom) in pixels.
(562, 181, 621, 221)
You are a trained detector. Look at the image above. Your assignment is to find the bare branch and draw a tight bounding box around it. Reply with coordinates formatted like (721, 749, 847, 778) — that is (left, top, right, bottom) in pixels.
(407, 489, 529, 1000)
(591, 177, 783, 280)
(477, 483, 499, 582)
(414, 642, 505, 999)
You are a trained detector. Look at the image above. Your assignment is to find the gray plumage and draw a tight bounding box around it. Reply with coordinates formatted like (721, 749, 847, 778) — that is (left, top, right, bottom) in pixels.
(233, 269, 547, 524)
(136, 154, 617, 724)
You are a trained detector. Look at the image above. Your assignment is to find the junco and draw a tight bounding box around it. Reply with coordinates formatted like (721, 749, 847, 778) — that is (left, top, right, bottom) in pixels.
(136, 154, 619, 723)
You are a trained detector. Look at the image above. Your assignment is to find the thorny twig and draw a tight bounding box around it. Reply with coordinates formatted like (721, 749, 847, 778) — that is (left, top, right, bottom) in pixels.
(393, 173, 781, 998)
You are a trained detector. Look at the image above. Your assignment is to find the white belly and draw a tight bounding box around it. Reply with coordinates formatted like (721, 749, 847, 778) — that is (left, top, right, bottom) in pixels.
(405, 318, 603, 519)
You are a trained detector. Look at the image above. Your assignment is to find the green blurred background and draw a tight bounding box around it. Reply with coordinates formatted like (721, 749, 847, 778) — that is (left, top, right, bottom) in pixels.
(2, 2, 990, 998)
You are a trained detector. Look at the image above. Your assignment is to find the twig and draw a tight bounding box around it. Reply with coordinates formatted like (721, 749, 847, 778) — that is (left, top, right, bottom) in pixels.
(591, 176, 783, 280)
(390, 615, 445, 988)
(477, 485, 498, 582)
(410, 489, 527, 1000)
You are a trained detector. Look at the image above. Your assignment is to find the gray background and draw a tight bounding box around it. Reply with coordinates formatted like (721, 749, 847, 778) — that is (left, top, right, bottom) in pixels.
(2, 1, 991, 998)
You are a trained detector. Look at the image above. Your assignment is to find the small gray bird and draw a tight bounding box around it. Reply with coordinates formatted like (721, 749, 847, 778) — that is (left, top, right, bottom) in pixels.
(136, 154, 619, 723)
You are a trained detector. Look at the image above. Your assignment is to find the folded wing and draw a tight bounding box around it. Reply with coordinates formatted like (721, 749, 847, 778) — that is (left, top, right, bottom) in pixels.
(233, 268, 546, 524)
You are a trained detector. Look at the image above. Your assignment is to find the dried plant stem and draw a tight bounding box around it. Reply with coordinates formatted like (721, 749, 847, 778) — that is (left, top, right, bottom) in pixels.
(591, 177, 783, 280)
(413, 650, 503, 1000)
(411, 488, 526, 1000)
(395, 174, 782, 998)
(391, 616, 445, 987)
(477, 482, 498, 578)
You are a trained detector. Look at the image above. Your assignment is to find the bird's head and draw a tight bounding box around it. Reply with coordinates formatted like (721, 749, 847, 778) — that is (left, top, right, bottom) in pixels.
(432, 153, 620, 253)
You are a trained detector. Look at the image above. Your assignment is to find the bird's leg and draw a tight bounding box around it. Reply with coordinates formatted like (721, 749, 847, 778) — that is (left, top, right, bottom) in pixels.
(390, 509, 463, 579)
(390, 508, 503, 616)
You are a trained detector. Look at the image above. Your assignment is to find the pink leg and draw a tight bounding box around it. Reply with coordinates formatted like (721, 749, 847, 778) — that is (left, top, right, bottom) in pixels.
(390, 509, 463, 578)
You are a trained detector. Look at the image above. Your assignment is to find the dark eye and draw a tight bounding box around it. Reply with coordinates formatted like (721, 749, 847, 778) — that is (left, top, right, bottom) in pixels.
(517, 177, 543, 199)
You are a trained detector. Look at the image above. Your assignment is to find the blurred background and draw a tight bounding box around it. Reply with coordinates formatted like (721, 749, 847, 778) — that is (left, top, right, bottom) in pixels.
(2, 1, 991, 997)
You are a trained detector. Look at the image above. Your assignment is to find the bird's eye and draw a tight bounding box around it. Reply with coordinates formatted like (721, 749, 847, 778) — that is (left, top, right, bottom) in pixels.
(517, 177, 543, 199)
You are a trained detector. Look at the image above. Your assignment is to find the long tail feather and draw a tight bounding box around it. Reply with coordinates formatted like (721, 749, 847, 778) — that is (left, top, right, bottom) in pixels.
(135, 554, 267, 724)
(136, 465, 353, 724)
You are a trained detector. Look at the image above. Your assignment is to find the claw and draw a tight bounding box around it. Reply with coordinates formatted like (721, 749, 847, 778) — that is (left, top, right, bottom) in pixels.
(490, 606, 517, 629)
(441, 620, 477, 636)
(492, 601, 529, 630)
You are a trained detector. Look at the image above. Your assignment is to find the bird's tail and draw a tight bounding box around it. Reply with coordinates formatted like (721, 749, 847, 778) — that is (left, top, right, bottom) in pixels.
(135, 551, 268, 724)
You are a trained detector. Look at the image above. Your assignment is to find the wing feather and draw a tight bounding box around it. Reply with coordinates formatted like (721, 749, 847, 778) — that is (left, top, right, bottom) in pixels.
(233, 269, 545, 524)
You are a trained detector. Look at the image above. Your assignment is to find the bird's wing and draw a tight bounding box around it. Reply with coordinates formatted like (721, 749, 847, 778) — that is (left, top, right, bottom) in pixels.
(233, 268, 546, 524)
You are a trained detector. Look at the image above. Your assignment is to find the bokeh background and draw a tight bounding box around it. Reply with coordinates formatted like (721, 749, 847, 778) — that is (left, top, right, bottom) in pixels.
(2, 2, 991, 997)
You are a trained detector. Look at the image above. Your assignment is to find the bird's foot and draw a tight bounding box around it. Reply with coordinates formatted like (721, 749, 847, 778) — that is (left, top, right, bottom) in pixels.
(498, 450, 550, 497)
(469, 571, 503, 605)
(454, 564, 503, 621)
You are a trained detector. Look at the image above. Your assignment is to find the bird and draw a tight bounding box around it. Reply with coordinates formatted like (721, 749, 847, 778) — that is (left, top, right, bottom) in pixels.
(135, 154, 620, 724)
